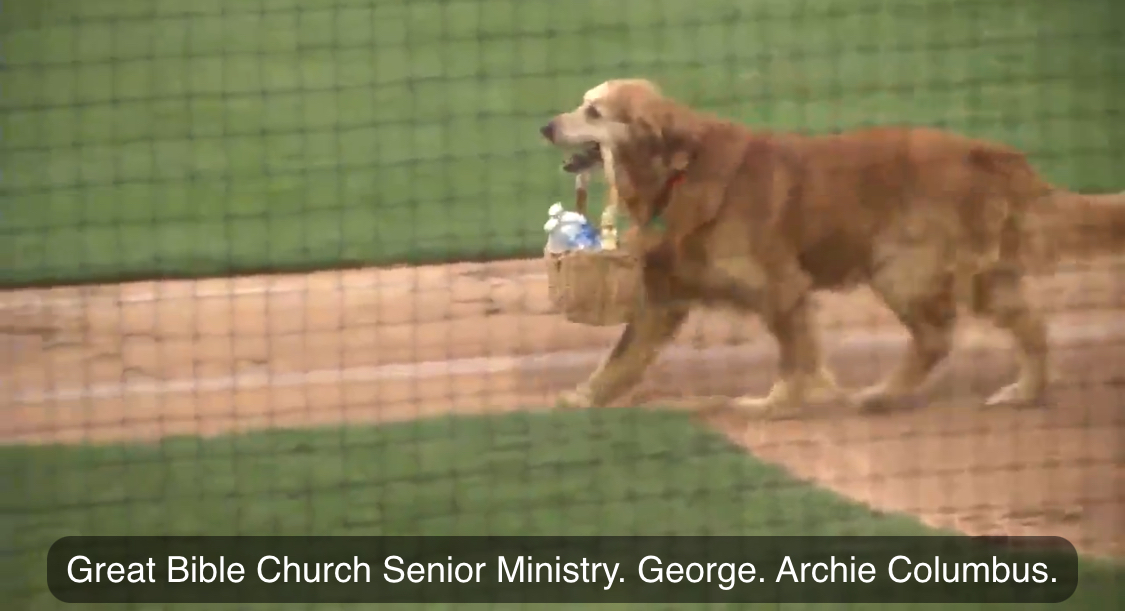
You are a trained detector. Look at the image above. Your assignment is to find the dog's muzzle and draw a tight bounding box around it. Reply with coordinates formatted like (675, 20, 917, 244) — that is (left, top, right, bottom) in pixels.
(562, 143, 603, 174)
(540, 121, 557, 142)
(540, 119, 601, 173)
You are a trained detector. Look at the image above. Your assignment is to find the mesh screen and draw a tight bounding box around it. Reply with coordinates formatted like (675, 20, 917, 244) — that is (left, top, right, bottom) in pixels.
(6, 0, 1123, 606)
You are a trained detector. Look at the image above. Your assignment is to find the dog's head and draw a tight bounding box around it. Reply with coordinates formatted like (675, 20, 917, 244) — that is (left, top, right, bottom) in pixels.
(543, 79, 700, 176)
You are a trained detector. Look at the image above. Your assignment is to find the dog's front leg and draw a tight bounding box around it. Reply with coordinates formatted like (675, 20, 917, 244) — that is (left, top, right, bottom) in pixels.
(557, 302, 690, 409)
(734, 276, 842, 417)
(557, 286, 691, 410)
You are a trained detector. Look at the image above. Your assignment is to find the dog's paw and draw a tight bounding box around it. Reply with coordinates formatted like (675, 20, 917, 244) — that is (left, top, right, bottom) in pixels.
(851, 383, 904, 412)
(733, 372, 846, 419)
(556, 387, 595, 410)
(985, 381, 1047, 408)
(852, 384, 889, 410)
(804, 368, 847, 404)
(851, 382, 931, 412)
(732, 394, 801, 419)
(733, 380, 802, 419)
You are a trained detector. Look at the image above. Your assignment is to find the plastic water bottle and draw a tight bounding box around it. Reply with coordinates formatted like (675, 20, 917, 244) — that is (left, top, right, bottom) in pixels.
(545, 203, 571, 253)
(545, 217, 571, 254)
(559, 211, 601, 251)
(575, 219, 602, 251)
(545, 211, 601, 253)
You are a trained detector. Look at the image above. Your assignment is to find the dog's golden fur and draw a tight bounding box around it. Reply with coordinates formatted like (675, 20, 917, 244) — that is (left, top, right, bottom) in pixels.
(542, 78, 1125, 415)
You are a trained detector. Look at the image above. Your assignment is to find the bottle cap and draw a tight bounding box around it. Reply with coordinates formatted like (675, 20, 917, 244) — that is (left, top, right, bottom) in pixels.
(548, 202, 565, 217)
(560, 211, 587, 224)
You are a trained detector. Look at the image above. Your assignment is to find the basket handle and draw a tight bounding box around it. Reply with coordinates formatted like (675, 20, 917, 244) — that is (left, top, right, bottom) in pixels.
(573, 172, 590, 218)
(574, 171, 619, 250)
(600, 185, 619, 249)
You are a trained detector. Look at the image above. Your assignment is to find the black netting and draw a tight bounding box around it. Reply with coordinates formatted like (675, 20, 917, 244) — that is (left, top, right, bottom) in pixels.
(6, 1, 1122, 607)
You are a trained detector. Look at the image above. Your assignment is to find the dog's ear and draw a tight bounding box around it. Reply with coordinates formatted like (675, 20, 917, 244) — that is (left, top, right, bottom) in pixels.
(628, 98, 701, 172)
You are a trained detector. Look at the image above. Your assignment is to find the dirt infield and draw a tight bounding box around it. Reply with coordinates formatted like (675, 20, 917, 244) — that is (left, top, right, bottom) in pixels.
(3, 258, 1123, 558)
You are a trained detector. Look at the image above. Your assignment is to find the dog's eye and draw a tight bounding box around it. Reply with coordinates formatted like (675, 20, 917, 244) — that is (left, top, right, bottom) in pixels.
(585, 105, 601, 119)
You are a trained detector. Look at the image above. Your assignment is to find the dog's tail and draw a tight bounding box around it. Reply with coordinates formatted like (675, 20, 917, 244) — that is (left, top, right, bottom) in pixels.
(1035, 189, 1125, 263)
(970, 147, 1125, 271)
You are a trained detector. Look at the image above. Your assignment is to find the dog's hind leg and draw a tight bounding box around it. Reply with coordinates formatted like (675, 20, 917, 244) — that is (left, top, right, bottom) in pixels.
(968, 203, 1050, 406)
(556, 302, 690, 409)
(969, 267, 1049, 406)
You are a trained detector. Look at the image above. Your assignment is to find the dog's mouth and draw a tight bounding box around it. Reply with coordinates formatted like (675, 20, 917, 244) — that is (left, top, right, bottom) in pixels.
(561, 143, 603, 174)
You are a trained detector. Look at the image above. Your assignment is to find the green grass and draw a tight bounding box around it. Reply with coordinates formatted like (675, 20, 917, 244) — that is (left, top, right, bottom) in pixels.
(6, 409, 1122, 609)
(3, 0, 1123, 286)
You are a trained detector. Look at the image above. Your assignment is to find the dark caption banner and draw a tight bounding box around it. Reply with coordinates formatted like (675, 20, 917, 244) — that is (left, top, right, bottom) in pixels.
(47, 535, 1078, 604)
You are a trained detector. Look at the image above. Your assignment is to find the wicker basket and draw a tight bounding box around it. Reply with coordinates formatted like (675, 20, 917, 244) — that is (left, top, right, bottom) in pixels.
(544, 179, 640, 326)
(545, 247, 639, 326)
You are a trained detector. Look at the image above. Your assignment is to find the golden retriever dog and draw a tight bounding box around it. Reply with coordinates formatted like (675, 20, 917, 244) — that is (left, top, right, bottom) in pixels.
(540, 78, 1125, 416)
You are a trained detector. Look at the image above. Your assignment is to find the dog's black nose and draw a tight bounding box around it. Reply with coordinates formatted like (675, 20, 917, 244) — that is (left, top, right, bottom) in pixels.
(540, 122, 555, 141)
